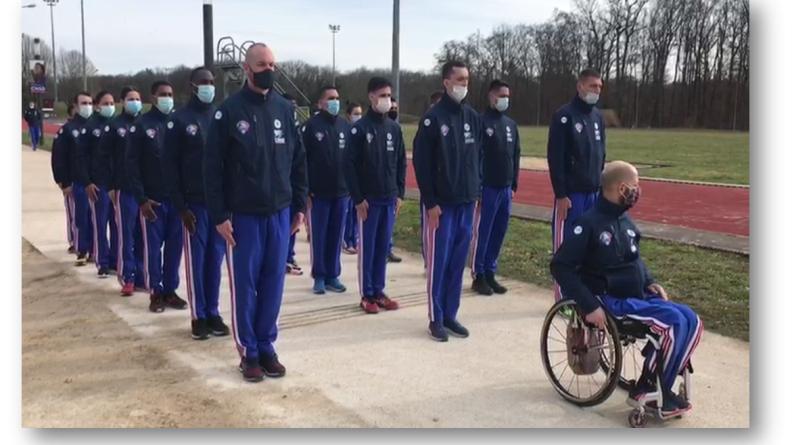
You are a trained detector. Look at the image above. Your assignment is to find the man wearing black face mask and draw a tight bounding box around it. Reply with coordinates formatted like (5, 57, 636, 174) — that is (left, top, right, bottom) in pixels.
(550, 161, 702, 417)
(204, 43, 308, 383)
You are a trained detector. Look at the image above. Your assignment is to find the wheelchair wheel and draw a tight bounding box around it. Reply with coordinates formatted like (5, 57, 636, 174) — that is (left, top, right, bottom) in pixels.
(600, 333, 648, 391)
(540, 300, 622, 407)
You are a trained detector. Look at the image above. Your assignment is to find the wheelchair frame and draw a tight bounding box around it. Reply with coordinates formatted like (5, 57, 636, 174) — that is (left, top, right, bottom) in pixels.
(539, 299, 694, 428)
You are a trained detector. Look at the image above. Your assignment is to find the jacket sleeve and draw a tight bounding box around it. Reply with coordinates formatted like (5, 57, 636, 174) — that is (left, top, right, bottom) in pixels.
(290, 114, 308, 215)
(600, 114, 607, 169)
(512, 123, 521, 192)
(476, 114, 485, 193)
(547, 111, 568, 199)
(125, 124, 148, 205)
(343, 125, 365, 205)
(412, 116, 438, 209)
(204, 107, 230, 226)
(300, 121, 312, 195)
(549, 221, 600, 314)
(162, 118, 187, 214)
(74, 126, 92, 186)
(51, 128, 68, 187)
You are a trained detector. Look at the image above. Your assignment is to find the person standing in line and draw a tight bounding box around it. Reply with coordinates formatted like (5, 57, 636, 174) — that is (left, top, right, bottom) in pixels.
(204, 43, 308, 382)
(51, 99, 84, 255)
(343, 77, 406, 315)
(302, 85, 351, 294)
(63, 92, 96, 266)
(469, 80, 520, 296)
(342, 101, 363, 255)
(162, 66, 230, 340)
(126, 80, 187, 313)
(547, 68, 607, 302)
(412, 60, 483, 342)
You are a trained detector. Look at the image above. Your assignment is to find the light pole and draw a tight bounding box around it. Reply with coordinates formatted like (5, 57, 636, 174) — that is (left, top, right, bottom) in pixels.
(80, 0, 87, 91)
(44, 0, 59, 104)
(203, 0, 214, 70)
(391, 0, 400, 122)
(328, 24, 340, 87)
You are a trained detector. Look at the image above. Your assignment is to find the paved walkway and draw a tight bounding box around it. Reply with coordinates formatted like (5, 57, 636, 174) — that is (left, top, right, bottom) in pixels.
(21, 147, 749, 428)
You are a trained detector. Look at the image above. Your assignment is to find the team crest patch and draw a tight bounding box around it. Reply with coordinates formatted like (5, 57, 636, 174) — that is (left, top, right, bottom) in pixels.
(81, 128, 87, 134)
(104, 125, 110, 132)
(627, 229, 636, 237)
(595, 122, 599, 130)
(575, 123, 583, 133)
(387, 133, 392, 141)
(599, 231, 612, 246)
(560, 116, 568, 124)
(315, 132, 324, 141)
(423, 118, 431, 127)
(58, 128, 63, 134)
(486, 127, 494, 137)
(441, 124, 449, 136)
(130, 126, 136, 133)
(366, 133, 373, 143)
(464, 123, 470, 131)
(506, 126, 511, 133)
(146, 129, 157, 139)
(92, 128, 101, 137)
(351, 127, 357, 135)
(214, 110, 223, 120)
(339, 133, 345, 139)
(273, 119, 282, 129)
(236, 120, 250, 134)
(631, 244, 637, 253)
(117, 128, 127, 137)
(167, 121, 174, 129)
(71, 129, 79, 138)
(573, 226, 583, 235)
(186, 124, 198, 136)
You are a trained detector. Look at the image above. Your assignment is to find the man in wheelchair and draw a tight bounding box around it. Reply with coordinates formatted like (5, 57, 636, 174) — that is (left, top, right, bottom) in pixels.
(549, 161, 703, 417)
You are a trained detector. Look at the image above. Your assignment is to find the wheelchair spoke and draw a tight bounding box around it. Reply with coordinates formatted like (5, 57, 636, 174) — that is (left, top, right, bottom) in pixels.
(547, 349, 568, 354)
(550, 358, 568, 370)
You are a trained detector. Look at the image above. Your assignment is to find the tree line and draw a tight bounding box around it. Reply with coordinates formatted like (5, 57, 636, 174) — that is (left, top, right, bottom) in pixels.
(21, 0, 748, 130)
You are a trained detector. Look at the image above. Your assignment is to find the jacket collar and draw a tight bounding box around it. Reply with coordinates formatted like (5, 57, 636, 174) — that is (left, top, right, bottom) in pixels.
(319, 109, 338, 124)
(438, 92, 463, 114)
(483, 106, 503, 119)
(365, 106, 387, 123)
(187, 94, 212, 112)
(571, 94, 595, 113)
(595, 194, 627, 217)
(240, 82, 272, 104)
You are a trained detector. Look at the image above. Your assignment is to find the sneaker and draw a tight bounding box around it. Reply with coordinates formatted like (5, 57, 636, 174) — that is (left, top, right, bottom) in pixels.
(97, 268, 110, 279)
(149, 293, 165, 313)
(342, 246, 357, 255)
(75, 252, 88, 267)
(207, 315, 230, 336)
(428, 321, 449, 342)
(325, 278, 347, 293)
(120, 282, 135, 297)
(387, 252, 402, 263)
(360, 297, 379, 314)
(67, 246, 76, 254)
(163, 292, 188, 310)
(374, 294, 399, 311)
(286, 262, 304, 276)
(471, 274, 493, 296)
(260, 353, 286, 378)
(313, 278, 326, 294)
(191, 319, 210, 340)
(108, 267, 118, 275)
(443, 319, 470, 338)
(238, 358, 265, 383)
(485, 271, 507, 294)
(668, 391, 691, 411)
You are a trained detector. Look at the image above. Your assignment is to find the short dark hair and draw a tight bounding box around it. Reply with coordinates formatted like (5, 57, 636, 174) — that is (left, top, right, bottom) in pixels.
(150, 80, 172, 96)
(345, 101, 361, 115)
(579, 68, 601, 81)
(367, 76, 391, 94)
(190, 66, 214, 83)
(441, 60, 467, 79)
(94, 90, 113, 104)
(317, 85, 337, 100)
(429, 90, 443, 103)
(488, 79, 509, 93)
(73, 91, 91, 104)
(120, 86, 139, 101)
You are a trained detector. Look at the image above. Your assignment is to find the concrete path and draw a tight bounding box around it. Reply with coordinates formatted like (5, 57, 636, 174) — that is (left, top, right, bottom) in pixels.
(20, 147, 749, 428)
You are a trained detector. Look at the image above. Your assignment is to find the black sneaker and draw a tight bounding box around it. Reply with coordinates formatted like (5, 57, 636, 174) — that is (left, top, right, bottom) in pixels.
(191, 319, 210, 340)
(97, 268, 110, 279)
(387, 252, 402, 263)
(75, 252, 88, 267)
(471, 274, 493, 296)
(163, 291, 188, 310)
(238, 358, 264, 382)
(668, 391, 691, 410)
(428, 322, 449, 342)
(443, 319, 470, 338)
(207, 315, 230, 336)
(485, 271, 507, 294)
(67, 246, 76, 254)
(149, 293, 165, 313)
(260, 353, 286, 378)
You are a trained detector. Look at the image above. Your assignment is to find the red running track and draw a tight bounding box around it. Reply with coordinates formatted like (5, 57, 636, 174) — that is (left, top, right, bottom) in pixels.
(25, 121, 749, 237)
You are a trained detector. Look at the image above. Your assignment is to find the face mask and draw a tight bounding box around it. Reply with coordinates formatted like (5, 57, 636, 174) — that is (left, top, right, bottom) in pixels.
(125, 100, 142, 115)
(387, 110, 398, 120)
(620, 185, 641, 210)
(78, 105, 93, 119)
(450, 85, 468, 102)
(584, 92, 599, 105)
(375, 97, 391, 114)
(495, 97, 509, 112)
(195, 85, 215, 104)
(99, 106, 115, 118)
(350, 115, 361, 123)
(29, 104, 34, 109)
(156, 97, 174, 114)
(251, 69, 276, 90)
(326, 99, 340, 116)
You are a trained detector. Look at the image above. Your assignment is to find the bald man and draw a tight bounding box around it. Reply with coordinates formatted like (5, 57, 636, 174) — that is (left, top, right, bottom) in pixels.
(204, 43, 308, 383)
(550, 161, 702, 417)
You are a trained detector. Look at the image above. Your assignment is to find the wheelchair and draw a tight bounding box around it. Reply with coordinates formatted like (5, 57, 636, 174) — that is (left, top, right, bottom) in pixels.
(539, 299, 694, 428)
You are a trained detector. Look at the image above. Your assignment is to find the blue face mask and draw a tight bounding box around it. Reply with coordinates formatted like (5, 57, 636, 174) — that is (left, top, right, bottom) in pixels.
(99, 105, 116, 118)
(350, 115, 361, 123)
(78, 105, 93, 119)
(157, 97, 174, 114)
(125, 100, 142, 115)
(196, 85, 215, 104)
(326, 99, 340, 116)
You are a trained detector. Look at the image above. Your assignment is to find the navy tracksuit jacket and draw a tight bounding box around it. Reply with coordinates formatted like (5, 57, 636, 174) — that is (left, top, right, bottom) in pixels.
(100, 111, 145, 287)
(342, 107, 406, 299)
(302, 110, 351, 281)
(412, 92, 483, 324)
(162, 96, 225, 321)
(550, 196, 702, 393)
(126, 107, 183, 295)
(547, 94, 607, 300)
(470, 107, 521, 278)
(52, 115, 93, 256)
(204, 84, 308, 360)
(75, 114, 119, 271)
(24, 108, 42, 149)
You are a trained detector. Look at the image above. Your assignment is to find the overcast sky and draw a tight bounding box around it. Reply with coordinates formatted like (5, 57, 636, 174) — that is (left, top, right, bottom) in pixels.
(21, 0, 571, 75)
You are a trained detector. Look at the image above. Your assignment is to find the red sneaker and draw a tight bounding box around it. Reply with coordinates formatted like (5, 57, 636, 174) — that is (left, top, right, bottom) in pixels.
(360, 298, 379, 314)
(121, 282, 134, 297)
(374, 294, 399, 311)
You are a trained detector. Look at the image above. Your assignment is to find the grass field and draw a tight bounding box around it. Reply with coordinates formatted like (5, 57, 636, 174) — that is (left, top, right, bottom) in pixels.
(392, 200, 750, 342)
(400, 124, 750, 185)
(22, 132, 53, 151)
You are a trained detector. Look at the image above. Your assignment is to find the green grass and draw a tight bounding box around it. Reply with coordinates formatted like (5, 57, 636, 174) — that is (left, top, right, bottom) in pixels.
(392, 200, 750, 342)
(400, 124, 750, 185)
(22, 131, 53, 151)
